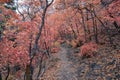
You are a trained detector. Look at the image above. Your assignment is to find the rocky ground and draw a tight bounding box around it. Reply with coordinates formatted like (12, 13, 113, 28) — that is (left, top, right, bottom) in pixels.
(40, 35, 120, 80)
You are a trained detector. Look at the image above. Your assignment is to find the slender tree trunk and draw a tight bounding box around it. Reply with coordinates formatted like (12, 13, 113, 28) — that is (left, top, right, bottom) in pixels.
(95, 14, 113, 44)
(79, 9, 87, 42)
(25, 65, 31, 80)
(69, 24, 77, 39)
(85, 9, 91, 42)
(5, 65, 10, 80)
(25, 34, 34, 80)
(94, 19, 99, 43)
(87, 25, 91, 41)
(113, 21, 120, 33)
(75, 22, 80, 36)
(0, 71, 2, 80)
(36, 54, 44, 80)
(90, 7, 99, 43)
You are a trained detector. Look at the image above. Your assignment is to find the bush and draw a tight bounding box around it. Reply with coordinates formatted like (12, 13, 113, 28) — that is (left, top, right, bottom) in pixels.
(78, 42, 98, 58)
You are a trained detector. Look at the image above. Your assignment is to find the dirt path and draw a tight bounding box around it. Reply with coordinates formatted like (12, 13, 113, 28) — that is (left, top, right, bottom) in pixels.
(55, 45, 78, 80)
(41, 44, 79, 80)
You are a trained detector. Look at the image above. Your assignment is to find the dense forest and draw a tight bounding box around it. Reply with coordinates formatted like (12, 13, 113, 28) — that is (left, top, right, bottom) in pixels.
(0, 0, 120, 80)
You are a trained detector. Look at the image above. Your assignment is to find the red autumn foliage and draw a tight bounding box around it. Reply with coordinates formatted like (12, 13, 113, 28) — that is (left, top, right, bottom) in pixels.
(0, 0, 11, 3)
(78, 42, 98, 57)
(0, 0, 120, 79)
(51, 47, 60, 53)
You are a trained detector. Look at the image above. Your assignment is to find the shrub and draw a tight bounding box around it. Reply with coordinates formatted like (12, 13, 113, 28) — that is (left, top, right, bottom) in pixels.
(78, 42, 98, 58)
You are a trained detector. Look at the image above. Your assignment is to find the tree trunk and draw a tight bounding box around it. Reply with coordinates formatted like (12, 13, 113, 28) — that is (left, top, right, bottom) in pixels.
(91, 6, 113, 44)
(79, 9, 87, 42)
(0, 71, 2, 80)
(113, 21, 120, 33)
(5, 65, 10, 80)
(25, 65, 31, 80)
(95, 15, 113, 44)
(92, 7, 99, 43)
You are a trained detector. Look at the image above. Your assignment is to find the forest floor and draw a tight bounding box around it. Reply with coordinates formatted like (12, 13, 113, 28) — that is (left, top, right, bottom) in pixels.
(41, 35, 120, 80)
